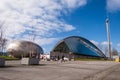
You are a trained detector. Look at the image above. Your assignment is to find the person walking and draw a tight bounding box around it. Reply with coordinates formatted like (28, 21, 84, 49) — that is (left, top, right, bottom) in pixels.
(61, 55, 65, 62)
(57, 56, 60, 61)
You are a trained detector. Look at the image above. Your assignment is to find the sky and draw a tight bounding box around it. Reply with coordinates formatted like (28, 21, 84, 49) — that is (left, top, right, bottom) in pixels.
(0, 0, 120, 54)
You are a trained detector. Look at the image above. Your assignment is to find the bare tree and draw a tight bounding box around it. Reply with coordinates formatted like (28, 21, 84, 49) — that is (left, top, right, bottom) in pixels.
(111, 48, 118, 56)
(98, 44, 108, 57)
(98, 44, 103, 51)
(104, 46, 108, 57)
(0, 21, 7, 55)
(27, 26, 38, 58)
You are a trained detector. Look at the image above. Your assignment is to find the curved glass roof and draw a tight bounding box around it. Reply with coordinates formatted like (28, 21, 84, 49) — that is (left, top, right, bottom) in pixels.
(52, 36, 106, 57)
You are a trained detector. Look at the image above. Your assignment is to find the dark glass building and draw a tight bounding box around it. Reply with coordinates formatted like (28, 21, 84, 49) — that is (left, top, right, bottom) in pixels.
(50, 36, 106, 59)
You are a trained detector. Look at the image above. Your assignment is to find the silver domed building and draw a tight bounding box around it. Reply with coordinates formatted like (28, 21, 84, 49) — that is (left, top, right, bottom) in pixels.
(7, 41, 43, 58)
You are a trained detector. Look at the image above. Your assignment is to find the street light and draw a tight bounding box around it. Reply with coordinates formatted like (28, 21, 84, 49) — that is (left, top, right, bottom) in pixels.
(106, 18, 112, 59)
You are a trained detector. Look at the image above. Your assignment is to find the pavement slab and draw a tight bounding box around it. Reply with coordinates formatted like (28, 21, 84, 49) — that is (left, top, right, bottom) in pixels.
(0, 61, 120, 80)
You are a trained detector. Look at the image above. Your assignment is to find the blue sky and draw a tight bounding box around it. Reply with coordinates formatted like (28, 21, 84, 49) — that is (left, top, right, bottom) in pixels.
(0, 0, 120, 53)
(65, 0, 120, 52)
(43, 0, 120, 53)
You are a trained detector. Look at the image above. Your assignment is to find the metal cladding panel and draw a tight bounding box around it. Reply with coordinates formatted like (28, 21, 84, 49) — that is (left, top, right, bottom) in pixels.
(77, 37, 105, 57)
(64, 38, 78, 52)
(76, 43, 100, 57)
(52, 36, 106, 57)
(7, 40, 44, 57)
(64, 37, 100, 57)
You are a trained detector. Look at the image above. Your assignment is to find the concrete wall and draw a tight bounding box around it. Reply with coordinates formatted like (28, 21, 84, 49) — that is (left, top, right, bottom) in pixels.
(21, 58, 40, 65)
(0, 58, 5, 67)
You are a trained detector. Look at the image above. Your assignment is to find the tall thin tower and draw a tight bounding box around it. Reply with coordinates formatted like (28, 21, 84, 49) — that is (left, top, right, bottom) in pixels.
(106, 18, 112, 59)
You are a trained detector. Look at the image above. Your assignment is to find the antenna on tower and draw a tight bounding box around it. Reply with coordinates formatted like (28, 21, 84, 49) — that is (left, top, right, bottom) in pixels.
(106, 10, 109, 19)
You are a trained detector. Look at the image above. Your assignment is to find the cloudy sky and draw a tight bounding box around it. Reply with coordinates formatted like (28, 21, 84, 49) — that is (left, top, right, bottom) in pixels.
(0, 0, 120, 53)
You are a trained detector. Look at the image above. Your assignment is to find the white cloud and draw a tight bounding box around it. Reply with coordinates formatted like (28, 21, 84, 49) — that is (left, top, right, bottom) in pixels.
(61, 0, 87, 9)
(90, 40, 99, 46)
(107, 0, 120, 12)
(101, 41, 112, 46)
(117, 43, 120, 47)
(101, 41, 108, 46)
(35, 38, 58, 46)
(0, 0, 87, 45)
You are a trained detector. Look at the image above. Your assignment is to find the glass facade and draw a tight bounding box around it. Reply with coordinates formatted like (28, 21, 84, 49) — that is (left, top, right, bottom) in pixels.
(52, 36, 106, 57)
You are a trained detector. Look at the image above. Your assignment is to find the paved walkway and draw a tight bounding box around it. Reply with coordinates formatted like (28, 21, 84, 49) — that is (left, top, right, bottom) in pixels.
(0, 60, 120, 80)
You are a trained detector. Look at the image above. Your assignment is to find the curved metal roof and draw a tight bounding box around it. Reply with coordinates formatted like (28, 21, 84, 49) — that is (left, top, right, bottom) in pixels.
(52, 36, 106, 57)
(7, 40, 44, 57)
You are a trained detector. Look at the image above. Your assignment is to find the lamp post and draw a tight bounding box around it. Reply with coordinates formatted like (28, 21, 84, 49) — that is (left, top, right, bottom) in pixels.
(106, 18, 112, 59)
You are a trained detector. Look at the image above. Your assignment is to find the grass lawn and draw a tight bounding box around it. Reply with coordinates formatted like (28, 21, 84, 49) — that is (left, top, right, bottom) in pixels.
(0, 56, 19, 60)
(74, 58, 107, 61)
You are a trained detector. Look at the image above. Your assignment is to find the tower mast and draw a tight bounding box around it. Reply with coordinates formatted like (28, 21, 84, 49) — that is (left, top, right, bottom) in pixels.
(106, 18, 112, 59)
